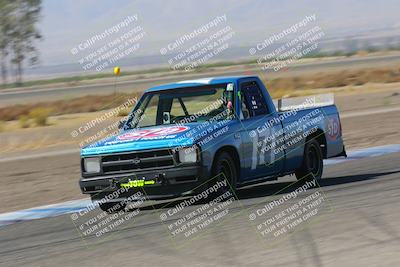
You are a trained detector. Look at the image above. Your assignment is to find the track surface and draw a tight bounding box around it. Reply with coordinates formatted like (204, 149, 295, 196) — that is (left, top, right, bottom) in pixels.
(1, 54, 400, 106)
(1, 152, 399, 266)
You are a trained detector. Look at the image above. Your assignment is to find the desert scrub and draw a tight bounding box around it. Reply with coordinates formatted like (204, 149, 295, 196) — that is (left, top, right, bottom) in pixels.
(19, 115, 30, 128)
(0, 92, 141, 121)
(29, 108, 52, 126)
(117, 108, 131, 117)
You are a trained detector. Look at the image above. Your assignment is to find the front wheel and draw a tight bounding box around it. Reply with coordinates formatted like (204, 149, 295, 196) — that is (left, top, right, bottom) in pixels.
(211, 152, 238, 197)
(295, 139, 323, 182)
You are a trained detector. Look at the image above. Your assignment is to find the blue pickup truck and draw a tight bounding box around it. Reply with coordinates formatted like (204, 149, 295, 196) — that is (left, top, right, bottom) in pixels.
(79, 76, 346, 212)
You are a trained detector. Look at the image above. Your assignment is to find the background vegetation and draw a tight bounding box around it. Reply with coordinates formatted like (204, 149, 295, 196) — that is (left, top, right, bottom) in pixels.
(0, 0, 42, 86)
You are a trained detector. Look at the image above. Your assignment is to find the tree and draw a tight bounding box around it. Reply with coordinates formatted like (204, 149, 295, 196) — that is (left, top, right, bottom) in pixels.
(9, 0, 42, 85)
(0, 0, 14, 85)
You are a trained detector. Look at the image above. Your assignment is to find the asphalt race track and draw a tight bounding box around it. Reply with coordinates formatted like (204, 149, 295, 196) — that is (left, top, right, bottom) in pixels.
(0, 152, 399, 267)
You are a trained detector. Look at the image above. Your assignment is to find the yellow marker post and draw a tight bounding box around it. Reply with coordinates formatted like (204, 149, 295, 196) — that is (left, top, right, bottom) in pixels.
(113, 66, 120, 98)
(114, 66, 120, 75)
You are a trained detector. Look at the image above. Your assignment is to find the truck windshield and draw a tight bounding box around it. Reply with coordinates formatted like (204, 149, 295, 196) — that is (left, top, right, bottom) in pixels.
(127, 84, 234, 129)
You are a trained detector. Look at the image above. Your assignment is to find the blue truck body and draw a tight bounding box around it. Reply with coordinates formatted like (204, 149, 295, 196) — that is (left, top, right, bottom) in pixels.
(79, 76, 346, 204)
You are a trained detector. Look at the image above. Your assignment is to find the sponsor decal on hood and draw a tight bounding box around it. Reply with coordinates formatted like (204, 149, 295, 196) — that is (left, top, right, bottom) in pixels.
(106, 126, 189, 145)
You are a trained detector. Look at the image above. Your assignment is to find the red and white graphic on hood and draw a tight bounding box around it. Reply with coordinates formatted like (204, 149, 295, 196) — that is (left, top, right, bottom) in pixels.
(117, 126, 189, 141)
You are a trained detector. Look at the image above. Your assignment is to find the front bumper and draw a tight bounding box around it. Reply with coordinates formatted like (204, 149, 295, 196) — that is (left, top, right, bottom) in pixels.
(79, 165, 208, 201)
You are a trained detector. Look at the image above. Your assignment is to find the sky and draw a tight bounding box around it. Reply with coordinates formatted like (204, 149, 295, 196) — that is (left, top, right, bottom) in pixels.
(36, 0, 400, 66)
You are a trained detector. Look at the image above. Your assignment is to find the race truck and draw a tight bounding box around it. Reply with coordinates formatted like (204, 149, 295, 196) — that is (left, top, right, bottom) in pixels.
(79, 76, 346, 212)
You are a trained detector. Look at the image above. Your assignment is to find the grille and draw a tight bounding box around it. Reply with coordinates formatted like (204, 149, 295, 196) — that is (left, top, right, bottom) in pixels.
(101, 149, 175, 174)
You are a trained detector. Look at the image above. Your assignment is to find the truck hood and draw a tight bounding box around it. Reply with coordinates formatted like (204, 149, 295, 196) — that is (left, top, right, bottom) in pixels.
(81, 125, 196, 156)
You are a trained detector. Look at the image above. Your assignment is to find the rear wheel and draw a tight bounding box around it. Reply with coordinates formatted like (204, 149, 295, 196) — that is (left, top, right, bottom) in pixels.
(295, 139, 323, 182)
(211, 152, 238, 197)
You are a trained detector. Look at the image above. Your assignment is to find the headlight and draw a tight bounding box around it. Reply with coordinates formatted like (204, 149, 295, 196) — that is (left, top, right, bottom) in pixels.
(178, 147, 198, 163)
(84, 157, 101, 173)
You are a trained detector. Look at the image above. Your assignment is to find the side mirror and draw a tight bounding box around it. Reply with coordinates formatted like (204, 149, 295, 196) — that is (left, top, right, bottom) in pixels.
(118, 119, 127, 130)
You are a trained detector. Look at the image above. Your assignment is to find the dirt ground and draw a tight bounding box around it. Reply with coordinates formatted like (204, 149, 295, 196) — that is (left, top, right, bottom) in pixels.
(341, 110, 400, 150)
(334, 84, 400, 149)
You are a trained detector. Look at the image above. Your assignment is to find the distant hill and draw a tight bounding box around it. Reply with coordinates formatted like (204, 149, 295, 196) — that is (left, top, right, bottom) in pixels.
(20, 0, 400, 78)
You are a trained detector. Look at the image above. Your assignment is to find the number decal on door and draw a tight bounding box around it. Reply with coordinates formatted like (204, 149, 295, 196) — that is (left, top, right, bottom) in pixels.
(251, 128, 275, 170)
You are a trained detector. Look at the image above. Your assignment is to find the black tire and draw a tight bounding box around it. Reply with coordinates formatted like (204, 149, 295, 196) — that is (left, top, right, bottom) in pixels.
(211, 152, 238, 197)
(295, 139, 323, 182)
(99, 201, 126, 213)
